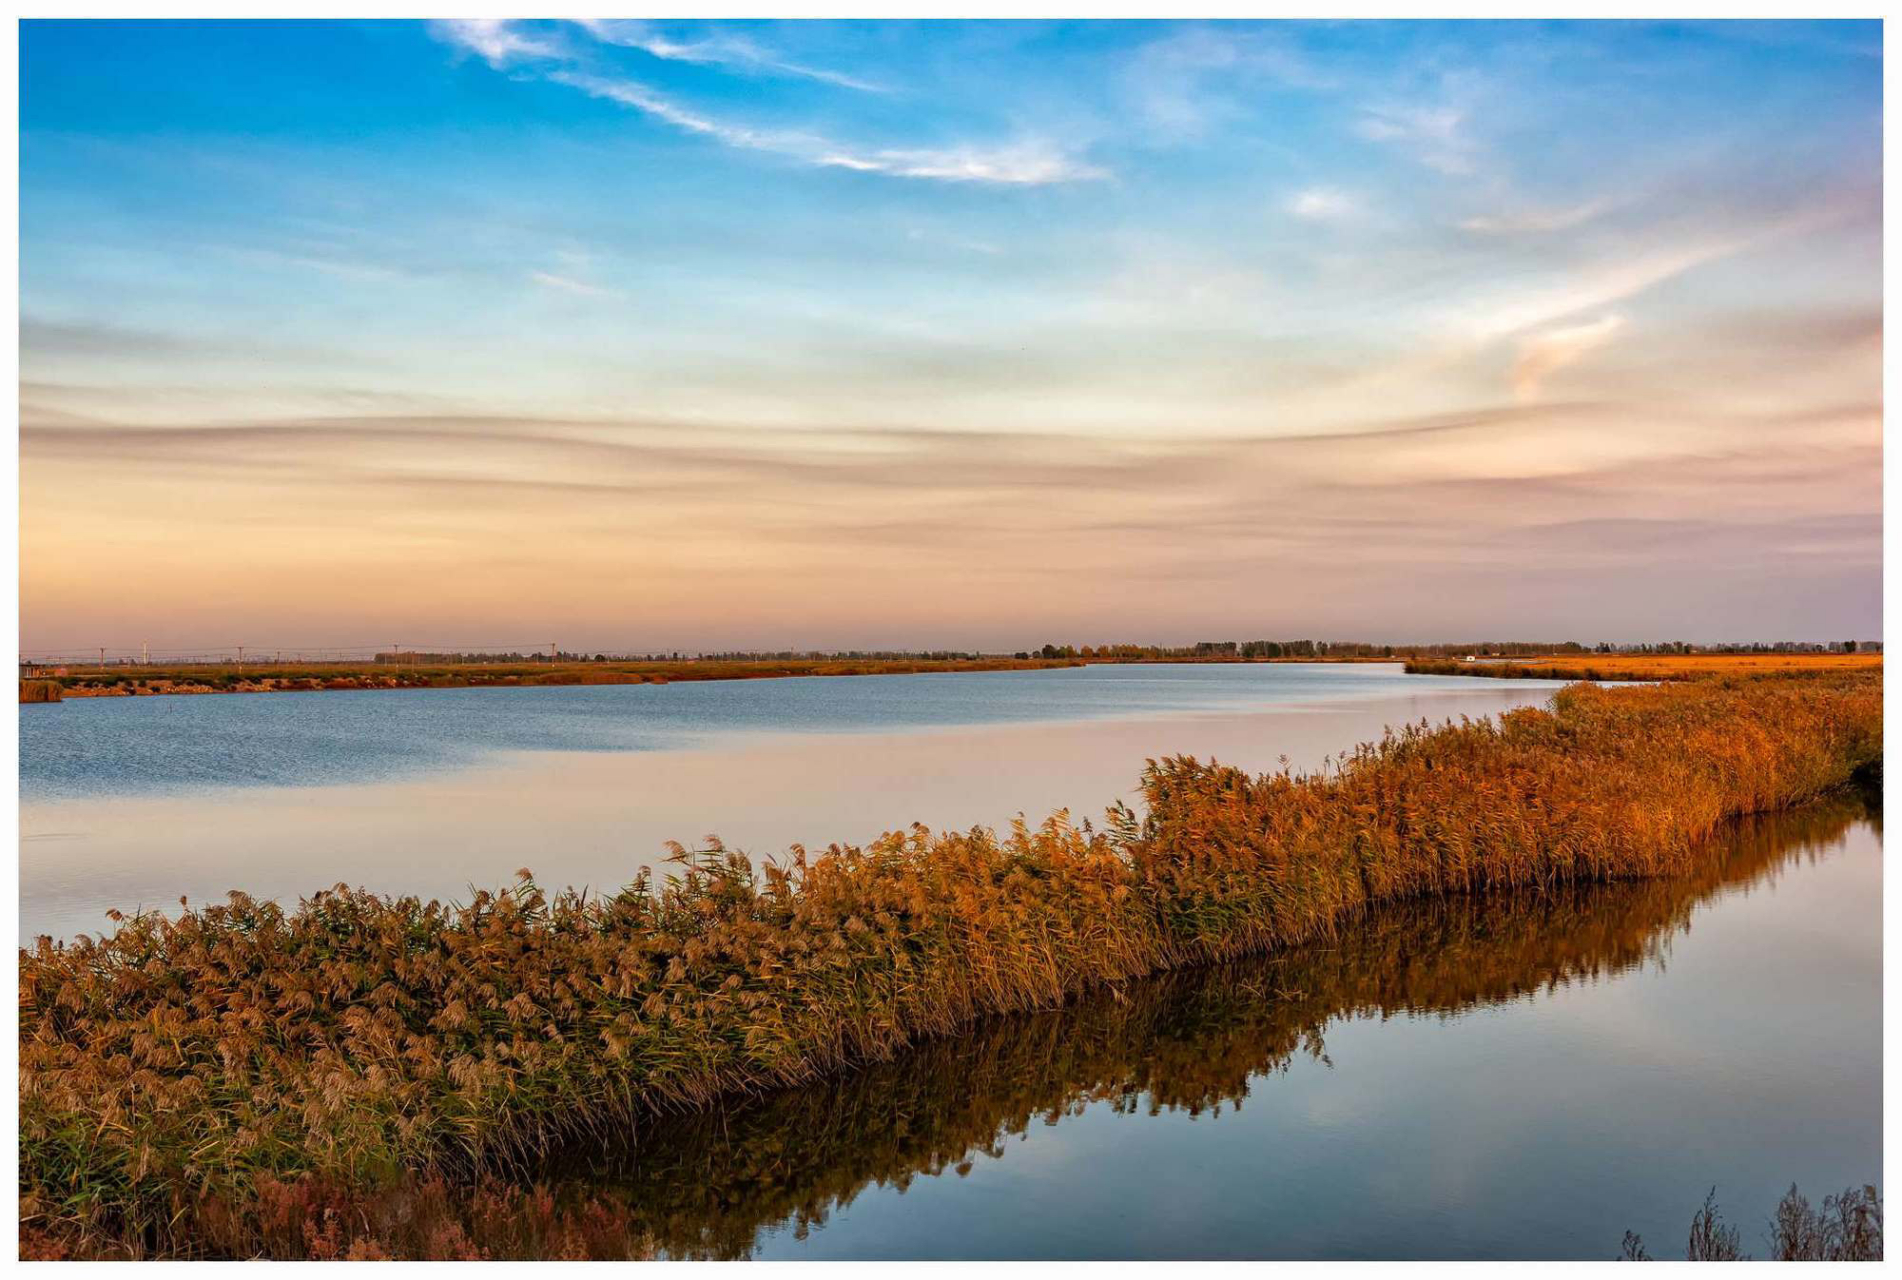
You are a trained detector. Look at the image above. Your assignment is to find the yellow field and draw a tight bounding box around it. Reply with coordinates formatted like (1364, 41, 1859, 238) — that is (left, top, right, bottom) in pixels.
(1405, 653, 1881, 682)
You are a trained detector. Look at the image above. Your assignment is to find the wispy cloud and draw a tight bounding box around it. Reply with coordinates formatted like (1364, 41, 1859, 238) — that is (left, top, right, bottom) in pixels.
(529, 270, 619, 299)
(229, 245, 410, 283)
(431, 22, 1103, 186)
(816, 139, 1107, 185)
(575, 20, 885, 93)
(547, 70, 791, 149)
(1461, 186, 1875, 345)
(1465, 235, 1753, 343)
(1287, 186, 1358, 222)
(1356, 101, 1475, 176)
(550, 70, 1106, 185)
(1120, 25, 1336, 139)
(1513, 314, 1624, 402)
(1461, 199, 1612, 236)
(429, 18, 565, 69)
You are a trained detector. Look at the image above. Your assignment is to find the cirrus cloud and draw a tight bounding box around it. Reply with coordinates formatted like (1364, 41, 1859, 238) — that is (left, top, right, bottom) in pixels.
(434, 21, 1105, 187)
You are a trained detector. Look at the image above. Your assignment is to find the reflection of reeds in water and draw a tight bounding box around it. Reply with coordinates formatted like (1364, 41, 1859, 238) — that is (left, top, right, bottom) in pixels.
(1622, 1181, 1882, 1261)
(30, 789, 1872, 1260)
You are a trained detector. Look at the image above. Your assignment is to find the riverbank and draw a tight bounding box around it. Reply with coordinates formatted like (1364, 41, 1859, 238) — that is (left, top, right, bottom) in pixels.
(19, 669, 1880, 1258)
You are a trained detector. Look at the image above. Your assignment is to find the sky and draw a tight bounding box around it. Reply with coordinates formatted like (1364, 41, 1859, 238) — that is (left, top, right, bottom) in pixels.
(18, 19, 1883, 653)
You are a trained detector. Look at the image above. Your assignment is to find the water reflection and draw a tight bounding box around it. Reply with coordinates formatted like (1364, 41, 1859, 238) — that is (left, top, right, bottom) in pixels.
(531, 790, 1877, 1260)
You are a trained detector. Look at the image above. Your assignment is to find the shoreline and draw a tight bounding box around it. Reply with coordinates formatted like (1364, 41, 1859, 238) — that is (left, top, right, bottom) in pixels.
(19, 655, 1416, 702)
(24, 651, 1874, 702)
(23, 655, 1089, 700)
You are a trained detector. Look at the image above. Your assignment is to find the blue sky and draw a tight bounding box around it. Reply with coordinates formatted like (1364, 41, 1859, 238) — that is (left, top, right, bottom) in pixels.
(19, 20, 1883, 650)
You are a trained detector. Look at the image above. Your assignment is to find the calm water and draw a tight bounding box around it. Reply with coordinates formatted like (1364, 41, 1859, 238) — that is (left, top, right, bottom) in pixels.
(19, 663, 1544, 797)
(20, 664, 1564, 940)
(554, 793, 1883, 1260)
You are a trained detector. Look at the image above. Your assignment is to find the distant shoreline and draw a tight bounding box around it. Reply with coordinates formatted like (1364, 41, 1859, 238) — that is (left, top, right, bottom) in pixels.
(21, 655, 1090, 700)
(19, 651, 1877, 702)
(17, 654, 1400, 702)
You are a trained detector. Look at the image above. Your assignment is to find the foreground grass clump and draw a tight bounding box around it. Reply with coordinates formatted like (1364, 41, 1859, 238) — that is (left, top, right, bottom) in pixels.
(19, 672, 1881, 1257)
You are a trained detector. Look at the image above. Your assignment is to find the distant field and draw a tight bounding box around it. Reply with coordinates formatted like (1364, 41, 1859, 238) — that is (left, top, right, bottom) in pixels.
(1403, 653, 1881, 682)
(22, 655, 1086, 698)
(21, 650, 1880, 700)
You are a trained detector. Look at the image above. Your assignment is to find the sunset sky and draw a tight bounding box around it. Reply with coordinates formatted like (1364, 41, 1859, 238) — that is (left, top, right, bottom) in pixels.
(20, 19, 1882, 653)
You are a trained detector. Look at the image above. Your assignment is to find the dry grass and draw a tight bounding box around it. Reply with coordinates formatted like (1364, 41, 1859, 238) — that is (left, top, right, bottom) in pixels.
(18, 670, 1881, 1258)
(1404, 653, 1880, 682)
(19, 679, 62, 703)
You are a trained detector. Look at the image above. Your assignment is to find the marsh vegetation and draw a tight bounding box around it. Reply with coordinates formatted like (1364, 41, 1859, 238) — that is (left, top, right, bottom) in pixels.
(1403, 653, 1880, 682)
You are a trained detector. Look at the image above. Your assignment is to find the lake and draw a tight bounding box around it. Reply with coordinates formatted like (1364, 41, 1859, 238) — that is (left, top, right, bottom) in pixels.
(20, 663, 1563, 941)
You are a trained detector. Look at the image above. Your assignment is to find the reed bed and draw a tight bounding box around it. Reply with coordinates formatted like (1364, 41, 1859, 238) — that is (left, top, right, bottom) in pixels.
(25, 792, 1865, 1260)
(1404, 653, 1880, 682)
(18, 670, 1881, 1257)
(18, 679, 62, 703)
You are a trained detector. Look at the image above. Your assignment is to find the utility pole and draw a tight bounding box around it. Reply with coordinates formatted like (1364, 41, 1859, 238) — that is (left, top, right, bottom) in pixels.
(238, 645, 244, 675)
(98, 646, 105, 669)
